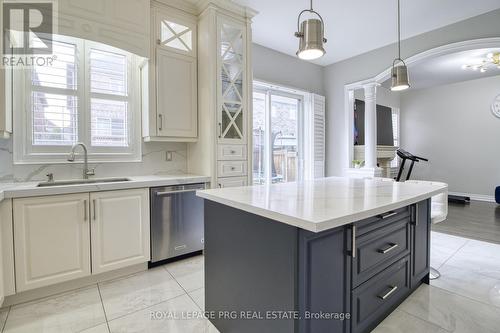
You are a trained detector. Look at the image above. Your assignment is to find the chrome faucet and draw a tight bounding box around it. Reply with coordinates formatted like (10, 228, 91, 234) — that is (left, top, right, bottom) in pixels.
(67, 143, 95, 179)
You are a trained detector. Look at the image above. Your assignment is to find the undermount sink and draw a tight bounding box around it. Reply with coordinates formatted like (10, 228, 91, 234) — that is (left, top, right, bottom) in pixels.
(37, 177, 131, 187)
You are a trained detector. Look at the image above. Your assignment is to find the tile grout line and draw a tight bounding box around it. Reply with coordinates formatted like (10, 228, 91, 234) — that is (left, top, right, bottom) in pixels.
(96, 283, 112, 333)
(394, 308, 453, 333)
(162, 262, 204, 310)
(105, 293, 189, 323)
(401, 284, 500, 329)
(434, 237, 500, 281)
(96, 265, 190, 324)
(434, 239, 469, 270)
(1, 307, 11, 333)
(429, 263, 500, 310)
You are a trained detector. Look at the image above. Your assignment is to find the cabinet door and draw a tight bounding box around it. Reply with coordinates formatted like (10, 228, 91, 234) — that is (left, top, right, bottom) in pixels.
(298, 227, 351, 333)
(217, 176, 248, 188)
(411, 200, 431, 288)
(217, 15, 247, 144)
(156, 9, 196, 57)
(90, 189, 150, 274)
(156, 49, 197, 138)
(13, 194, 91, 291)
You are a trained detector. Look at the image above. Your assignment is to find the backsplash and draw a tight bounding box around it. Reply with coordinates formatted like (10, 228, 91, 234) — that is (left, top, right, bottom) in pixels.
(0, 139, 188, 183)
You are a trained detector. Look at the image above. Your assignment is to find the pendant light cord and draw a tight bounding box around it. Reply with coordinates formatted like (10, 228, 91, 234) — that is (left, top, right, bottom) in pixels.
(310, 0, 313, 10)
(397, 0, 401, 59)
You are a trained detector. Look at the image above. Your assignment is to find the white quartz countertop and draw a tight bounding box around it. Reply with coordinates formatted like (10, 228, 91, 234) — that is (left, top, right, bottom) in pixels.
(197, 177, 448, 233)
(0, 174, 211, 201)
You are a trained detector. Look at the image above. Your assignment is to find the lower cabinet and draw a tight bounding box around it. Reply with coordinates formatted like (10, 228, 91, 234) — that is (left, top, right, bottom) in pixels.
(411, 199, 431, 288)
(13, 189, 150, 292)
(13, 194, 91, 292)
(91, 189, 150, 274)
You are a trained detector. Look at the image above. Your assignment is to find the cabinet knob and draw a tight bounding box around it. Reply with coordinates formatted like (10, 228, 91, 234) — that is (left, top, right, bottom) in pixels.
(231, 167, 236, 171)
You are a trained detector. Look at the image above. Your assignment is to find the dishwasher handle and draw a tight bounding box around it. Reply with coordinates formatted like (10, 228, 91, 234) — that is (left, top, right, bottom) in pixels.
(155, 189, 198, 196)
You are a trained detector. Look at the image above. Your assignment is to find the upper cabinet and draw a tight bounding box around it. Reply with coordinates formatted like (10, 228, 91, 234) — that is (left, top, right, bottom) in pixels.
(187, 4, 255, 188)
(142, 5, 198, 142)
(218, 17, 247, 144)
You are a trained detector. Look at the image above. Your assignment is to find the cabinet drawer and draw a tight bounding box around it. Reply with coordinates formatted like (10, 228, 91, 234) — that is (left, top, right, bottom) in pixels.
(352, 256, 411, 333)
(217, 177, 248, 188)
(353, 218, 410, 287)
(217, 161, 247, 178)
(218, 145, 247, 160)
(355, 206, 411, 237)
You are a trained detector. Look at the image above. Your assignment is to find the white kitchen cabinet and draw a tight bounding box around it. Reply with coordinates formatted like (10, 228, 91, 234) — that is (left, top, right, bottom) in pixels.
(187, 4, 255, 187)
(90, 189, 150, 274)
(142, 5, 198, 142)
(156, 49, 197, 138)
(13, 194, 91, 292)
(217, 16, 247, 144)
(0, 199, 14, 299)
(217, 176, 248, 188)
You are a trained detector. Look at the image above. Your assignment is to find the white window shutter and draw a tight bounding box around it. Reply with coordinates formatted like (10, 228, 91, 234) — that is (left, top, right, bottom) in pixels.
(312, 94, 326, 178)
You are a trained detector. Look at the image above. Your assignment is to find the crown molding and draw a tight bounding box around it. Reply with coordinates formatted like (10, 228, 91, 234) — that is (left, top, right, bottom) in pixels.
(197, 0, 258, 18)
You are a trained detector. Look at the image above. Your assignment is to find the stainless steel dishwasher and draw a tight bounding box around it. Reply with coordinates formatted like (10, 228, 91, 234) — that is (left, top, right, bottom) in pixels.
(150, 183, 206, 264)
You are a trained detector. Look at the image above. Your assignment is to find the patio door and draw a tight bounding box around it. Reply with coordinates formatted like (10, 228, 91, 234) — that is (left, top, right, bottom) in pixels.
(253, 88, 304, 184)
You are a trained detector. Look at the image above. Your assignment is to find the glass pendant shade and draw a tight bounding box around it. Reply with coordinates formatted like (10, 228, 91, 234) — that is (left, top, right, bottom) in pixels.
(296, 18, 326, 60)
(391, 59, 410, 91)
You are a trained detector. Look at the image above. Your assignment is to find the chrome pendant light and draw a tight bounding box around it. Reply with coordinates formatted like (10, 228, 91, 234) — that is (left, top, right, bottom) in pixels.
(391, 0, 410, 91)
(295, 0, 327, 60)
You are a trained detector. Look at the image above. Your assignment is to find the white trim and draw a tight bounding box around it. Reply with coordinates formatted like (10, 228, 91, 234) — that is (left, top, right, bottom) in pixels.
(252, 81, 306, 184)
(449, 191, 495, 203)
(344, 37, 500, 175)
(13, 35, 143, 164)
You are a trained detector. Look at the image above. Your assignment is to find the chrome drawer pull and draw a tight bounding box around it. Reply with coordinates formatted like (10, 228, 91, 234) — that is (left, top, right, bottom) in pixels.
(351, 225, 356, 258)
(379, 211, 398, 219)
(378, 243, 399, 254)
(378, 285, 398, 300)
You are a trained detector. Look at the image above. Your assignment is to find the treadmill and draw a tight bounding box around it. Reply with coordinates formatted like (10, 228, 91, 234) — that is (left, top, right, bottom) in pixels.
(395, 149, 469, 204)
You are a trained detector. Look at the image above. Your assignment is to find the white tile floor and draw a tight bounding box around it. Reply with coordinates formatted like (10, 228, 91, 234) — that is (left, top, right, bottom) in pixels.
(1, 231, 499, 333)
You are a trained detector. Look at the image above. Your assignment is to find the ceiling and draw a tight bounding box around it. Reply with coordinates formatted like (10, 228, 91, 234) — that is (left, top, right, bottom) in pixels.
(233, 0, 500, 66)
(381, 48, 500, 90)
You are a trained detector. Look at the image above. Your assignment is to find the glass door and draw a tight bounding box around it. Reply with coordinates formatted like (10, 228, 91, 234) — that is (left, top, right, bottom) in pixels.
(253, 87, 304, 184)
(218, 18, 246, 143)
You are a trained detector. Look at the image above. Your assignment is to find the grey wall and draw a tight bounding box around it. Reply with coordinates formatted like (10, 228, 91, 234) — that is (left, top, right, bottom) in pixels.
(400, 75, 500, 196)
(252, 43, 325, 95)
(324, 9, 500, 177)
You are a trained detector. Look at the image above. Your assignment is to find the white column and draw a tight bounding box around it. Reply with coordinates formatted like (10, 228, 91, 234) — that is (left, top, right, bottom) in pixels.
(363, 84, 378, 169)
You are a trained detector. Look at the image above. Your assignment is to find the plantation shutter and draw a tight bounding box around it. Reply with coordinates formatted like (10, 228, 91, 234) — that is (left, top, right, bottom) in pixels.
(312, 94, 325, 178)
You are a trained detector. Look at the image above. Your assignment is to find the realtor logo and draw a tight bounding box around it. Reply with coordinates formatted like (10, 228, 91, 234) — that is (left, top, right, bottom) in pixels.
(3, 2, 54, 55)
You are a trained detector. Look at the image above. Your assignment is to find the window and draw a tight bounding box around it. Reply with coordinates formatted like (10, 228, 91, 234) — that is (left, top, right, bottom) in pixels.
(391, 108, 400, 168)
(14, 35, 142, 163)
(253, 82, 304, 185)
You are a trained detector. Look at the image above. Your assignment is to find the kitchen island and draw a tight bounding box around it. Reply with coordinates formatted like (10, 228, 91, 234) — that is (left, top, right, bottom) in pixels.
(197, 177, 447, 333)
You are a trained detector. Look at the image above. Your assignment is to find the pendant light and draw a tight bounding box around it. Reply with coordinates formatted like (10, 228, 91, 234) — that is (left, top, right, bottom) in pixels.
(295, 0, 327, 60)
(391, 0, 410, 91)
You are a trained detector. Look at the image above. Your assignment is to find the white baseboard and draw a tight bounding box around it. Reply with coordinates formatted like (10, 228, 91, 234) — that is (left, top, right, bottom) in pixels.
(448, 191, 496, 203)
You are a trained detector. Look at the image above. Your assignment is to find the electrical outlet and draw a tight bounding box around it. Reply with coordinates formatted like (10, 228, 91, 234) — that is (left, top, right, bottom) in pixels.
(166, 151, 173, 161)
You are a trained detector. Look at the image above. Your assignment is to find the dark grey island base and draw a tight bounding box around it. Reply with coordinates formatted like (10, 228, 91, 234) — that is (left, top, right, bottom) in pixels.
(204, 199, 431, 333)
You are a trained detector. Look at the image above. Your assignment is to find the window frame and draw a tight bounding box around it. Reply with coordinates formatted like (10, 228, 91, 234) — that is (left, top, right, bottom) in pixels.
(13, 35, 142, 164)
(252, 81, 306, 185)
